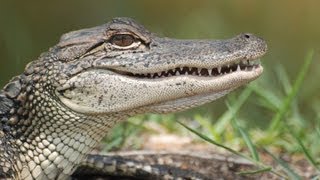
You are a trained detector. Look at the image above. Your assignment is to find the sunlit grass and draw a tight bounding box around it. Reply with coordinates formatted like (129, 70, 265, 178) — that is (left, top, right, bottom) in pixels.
(268, 50, 314, 131)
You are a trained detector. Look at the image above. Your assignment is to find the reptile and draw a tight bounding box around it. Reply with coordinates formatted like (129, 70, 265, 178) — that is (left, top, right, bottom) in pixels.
(0, 17, 267, 179)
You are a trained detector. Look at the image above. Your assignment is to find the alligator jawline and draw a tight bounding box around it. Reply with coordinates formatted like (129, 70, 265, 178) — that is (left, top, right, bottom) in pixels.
(112, 59, 261, 79)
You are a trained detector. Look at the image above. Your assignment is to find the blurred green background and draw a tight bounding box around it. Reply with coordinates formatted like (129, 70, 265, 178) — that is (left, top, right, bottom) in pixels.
(1, 0, 319, 121)
(0, 0, 319, 154)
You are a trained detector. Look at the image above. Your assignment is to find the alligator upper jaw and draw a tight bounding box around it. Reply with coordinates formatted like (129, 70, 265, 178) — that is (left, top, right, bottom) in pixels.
(106, 58, 262, 81)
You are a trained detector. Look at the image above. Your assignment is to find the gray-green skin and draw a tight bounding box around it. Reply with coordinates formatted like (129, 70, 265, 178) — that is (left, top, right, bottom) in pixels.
(0, 17, 267, 179)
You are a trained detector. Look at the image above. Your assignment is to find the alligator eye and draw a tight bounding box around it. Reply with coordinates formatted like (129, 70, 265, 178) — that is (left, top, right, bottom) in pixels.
(110, 34, 135, 47)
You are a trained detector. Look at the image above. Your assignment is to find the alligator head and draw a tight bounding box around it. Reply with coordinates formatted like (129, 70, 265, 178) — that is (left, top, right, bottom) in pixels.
(1, 17, 267, 179)
(53, 17, 267, 115)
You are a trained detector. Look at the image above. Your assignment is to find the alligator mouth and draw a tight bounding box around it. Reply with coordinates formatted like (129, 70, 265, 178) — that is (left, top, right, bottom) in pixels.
(114, 59, 261, 79)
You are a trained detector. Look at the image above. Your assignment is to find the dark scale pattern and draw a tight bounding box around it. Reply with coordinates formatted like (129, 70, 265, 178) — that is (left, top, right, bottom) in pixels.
(0, 53, 122, 179)
(1, 61, 121, 179)
(0, 17, 267, 179)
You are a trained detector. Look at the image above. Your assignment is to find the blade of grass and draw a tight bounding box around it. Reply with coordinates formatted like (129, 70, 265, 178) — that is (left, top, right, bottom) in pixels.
(249, 84, 282, 110)
(264, 148, 301, 180)
(268, 50, 314, 131)
(316, 128, 320, 138)
(311, 175, 320, 180)
(177, 120, 248, 159)
(275, 66, 305, 127)
(194, 114, 221, 141)
(275, 65, 292, 94)
(215, 88, 253, 135)
(226, 101, 260, 161)
(231, 118, 260, 161)
(177, 120, 287, 179)
(287, 127, 320, 171)
(237, 167, 272, 175)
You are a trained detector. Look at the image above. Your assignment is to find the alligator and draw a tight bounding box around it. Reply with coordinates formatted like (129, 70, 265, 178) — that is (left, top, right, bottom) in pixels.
(0, 17, 267, 179)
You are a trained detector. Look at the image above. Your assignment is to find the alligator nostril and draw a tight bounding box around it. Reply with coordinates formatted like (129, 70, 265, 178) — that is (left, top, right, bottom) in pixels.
(244, 34, 250, 39)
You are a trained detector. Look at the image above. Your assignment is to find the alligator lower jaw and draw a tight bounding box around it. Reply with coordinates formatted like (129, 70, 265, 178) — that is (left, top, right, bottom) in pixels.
(112, 59, 262, 79)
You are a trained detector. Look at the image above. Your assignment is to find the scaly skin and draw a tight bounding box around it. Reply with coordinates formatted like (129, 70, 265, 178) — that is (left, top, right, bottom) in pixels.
(0, 17, 267, 179)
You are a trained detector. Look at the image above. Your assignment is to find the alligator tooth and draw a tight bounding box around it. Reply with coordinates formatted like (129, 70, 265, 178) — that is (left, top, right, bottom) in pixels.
(209, 69, 213, 76)
(181, 71, 188, 75)
(229, 69, 233, 73)
(192, 71, 197, 75)
(186, 71, 189, 75)
(236, 64, 241, 71)
(162, 71, 166, 75)
(153, 73, 158, 78)
(170, 71, 175, 76)
(180, 67, 183, 71)
(217, 67, 221, 74)
(176, 71, 180, 75)
(198, 68, 201, 75)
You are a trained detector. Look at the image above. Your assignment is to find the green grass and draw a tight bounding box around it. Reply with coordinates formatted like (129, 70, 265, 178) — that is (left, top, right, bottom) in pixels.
(104, 50, 319, 178)
(268, 50, 314, 131)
